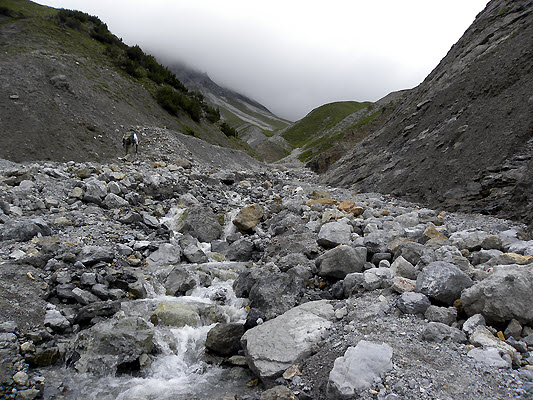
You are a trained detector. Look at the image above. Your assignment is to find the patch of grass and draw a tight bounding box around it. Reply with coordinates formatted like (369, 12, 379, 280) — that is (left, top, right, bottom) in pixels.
(1, 0, 55, 17)
(184, 127, 197, 137)
(347, 109, 382, 131)
(297, 132, 345, 162)
(220, 121, 237, 137)
(282, 101, 370, 148)
(497, 7, 509, 16)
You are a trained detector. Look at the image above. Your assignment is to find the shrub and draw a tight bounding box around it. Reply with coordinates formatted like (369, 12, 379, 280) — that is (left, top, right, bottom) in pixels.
(206, 106, 221, 123)
(156, 86, 202, 122)
(184, 127, 196, 136)
(220, 122, 237, 137)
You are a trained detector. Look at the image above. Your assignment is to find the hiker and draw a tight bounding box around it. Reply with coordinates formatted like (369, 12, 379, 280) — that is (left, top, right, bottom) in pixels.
(122, 129, 139, 156)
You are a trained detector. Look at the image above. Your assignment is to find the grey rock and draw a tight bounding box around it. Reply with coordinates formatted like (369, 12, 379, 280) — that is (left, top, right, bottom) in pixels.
(13, 370, 29, 385)
(77, 246, 114, 266)
(226, 238, 254, 261)
(277, 252, 313, 273)
(146, 243, 182, 266)
(241, 300, 334, 380)
(504, 319, 523, 340)
(181, 206, 223, 242)
(343, 272, 364, 298)
(50, 74, 72, 91)
(180, 235, 208, 264)
(523, 333, 533, 346)
(75, 301, 121, 325)
(449, 229, 490, 251)
(80, 272, 97, 286)
(362, 231, 393, 254)
(108, 181, 121, 195)
(468, 347, 510, 368)
(83, 178, 108, 204)
(397, 292, 431, 315)
(44, 308, 70, 332)
(71, 316, 155, 375)
(103, 193, 129, 209)
(141, 212, 160, 229)
(317, 221, 352, 248)
(394, 242, 427, 266)
(506, 337, 528, 353)
(14, 389, 41, 400)
(415, 261, 473, 305)
(421, 322, 467, 343)
(469, 326, 519, 365)
(248, 271, 305, 319)
(205, 323, 245, 356)
(91, 283, 112, 300)
(327, 340, 393, 399)
(461, 264, 533, 325)
(72, 287, 100, 305)
(394, 211, 420, 228)
(164, 266, 197, 296)
(362, 267, 393, 291)
(317, 245, 365, 279)
(371, 252, 392, 266)
(55, 283, 77, 301)
(0, 340, 19, 385)
(424, 305, 457, 325)
(462, 314, 486, 335)
(471, 249, 504, 266)
(390, 256, 417, 279)
(0, 218, 52, 241)
(120, 211, 142, 224)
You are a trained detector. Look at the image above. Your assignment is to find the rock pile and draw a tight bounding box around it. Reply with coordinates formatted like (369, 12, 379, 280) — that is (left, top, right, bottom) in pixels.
(0, 156, 532, 399)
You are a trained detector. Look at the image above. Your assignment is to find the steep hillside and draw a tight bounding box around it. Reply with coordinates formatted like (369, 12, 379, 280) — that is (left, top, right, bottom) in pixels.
(0, 0, 250, 163)
(170, 64, 291, 132)
(169, 64, 292, 162)
(321, 0, 533, 230)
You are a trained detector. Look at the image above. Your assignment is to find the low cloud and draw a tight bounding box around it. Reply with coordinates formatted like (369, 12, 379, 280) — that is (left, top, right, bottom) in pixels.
(36, 0, 488, 120)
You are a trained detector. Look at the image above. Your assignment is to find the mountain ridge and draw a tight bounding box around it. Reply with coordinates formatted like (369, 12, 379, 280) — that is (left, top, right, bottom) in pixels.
(0, 0, 259, 163)
(318, 0, 532, 231)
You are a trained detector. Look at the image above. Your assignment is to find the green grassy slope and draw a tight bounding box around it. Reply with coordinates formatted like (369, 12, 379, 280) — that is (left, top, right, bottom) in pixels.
(278, 101, 372, 162)
(0, 0, 255, 162)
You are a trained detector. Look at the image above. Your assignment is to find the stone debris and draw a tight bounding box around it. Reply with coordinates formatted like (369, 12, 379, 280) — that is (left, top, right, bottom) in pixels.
(0, 157, 532, 399)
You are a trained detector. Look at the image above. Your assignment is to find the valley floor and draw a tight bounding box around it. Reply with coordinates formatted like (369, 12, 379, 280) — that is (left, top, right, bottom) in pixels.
(0, 153, 532, 400)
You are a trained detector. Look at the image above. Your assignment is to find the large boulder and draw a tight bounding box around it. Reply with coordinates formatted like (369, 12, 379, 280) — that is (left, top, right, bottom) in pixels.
(102, 193, 129, 209)
(83, 178, 108, 204)
(205, 323, 245, 356)
(248, 270, 306, 319)
(180, 206, 223, 242)
(70, 316, 155, 375)
(233, 204, 264, 232)
(317, 221, 352, 248)
(421, 322, 467, 343)
(397, 292, 431, 315)
(146, 243, 182, 266)
(241, 300, 334, 380)
(327, 341, 393, 400)
(77, 246, 114, 266)
(163, 266, 197, 296)
(316, 245, 366, 279)
(226, 238, 254, 261)
(150, 301, 225, 327)
(461, 264, 533, 325)
(415, 261, 473, 305)
(0, 218, 52, 242)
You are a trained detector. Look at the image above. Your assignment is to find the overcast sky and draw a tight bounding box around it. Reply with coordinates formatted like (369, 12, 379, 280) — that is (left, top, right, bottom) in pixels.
(37, 0, 489, 121)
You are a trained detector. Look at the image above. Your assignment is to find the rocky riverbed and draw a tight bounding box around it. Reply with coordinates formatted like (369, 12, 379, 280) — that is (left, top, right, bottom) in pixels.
(1, 153, 533, 400)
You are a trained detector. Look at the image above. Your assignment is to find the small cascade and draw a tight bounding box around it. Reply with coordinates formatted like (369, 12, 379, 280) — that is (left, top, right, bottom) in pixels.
(41, 266, 251, 400)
